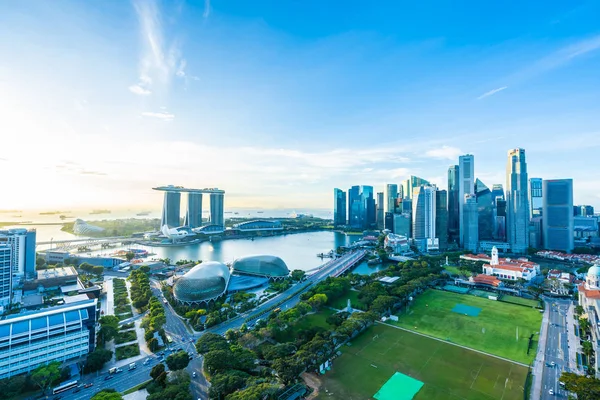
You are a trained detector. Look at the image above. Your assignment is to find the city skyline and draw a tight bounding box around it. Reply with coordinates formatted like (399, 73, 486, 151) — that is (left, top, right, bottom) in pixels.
(2, 1, 600, 210)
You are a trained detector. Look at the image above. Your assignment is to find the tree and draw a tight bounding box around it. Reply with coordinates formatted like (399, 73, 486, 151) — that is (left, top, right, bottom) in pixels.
(225, 329, 241, 342)
(560, 372, 600, 400)
(307, 293, 328, 311)
(575, 305, 585, 316)
(147, 337, 159, 352)
(226, 383, 279, 400)
(196, 333, 229, 354)
(125, 251, 135, 262)
(208, 370, 249, 399)
(291, 269, 306, 281)
(30, 361, 61, 394)
(273, 358, 304, 384)
(582, 340, 594, 358)
(203, 350, 235, 374)
(92, 265, 104, 275)
(99, 315, 120, 343)
(150, 363, 167, 387)
(36, 256, 46, 268)
(91, 389, 123, 400)
(84, 348, 113, 373)
(580, 317, 591, 334)
(263, 343, 296, 361)
(166, 350, 190, 371)
(370, 295, 397, 314)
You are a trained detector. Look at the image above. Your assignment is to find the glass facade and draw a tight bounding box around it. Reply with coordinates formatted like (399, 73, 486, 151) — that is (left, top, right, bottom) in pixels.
(506, 149, 529, 253)
(529, 178, 543, 219)
(458, 155, 475, 247)
(435, 190, 448, 251)
(161, 191, 181, 228)
(0, 299, 97, 379)
(231, 255, 289, 278)
(173, 261, 230, 304)
(475, 179, 494, 241)
(185, 193, 203, 228)
(333, 188, 347, 226)
(543, 179, 574, 252)
(0, 245, 11, 306)
(447, 165, 460, 244)
(209, 193, 225, 227)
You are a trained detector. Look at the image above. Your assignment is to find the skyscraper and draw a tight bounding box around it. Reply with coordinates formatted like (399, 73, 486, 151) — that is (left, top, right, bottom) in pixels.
(376, 192, 384, 229)
(435, 189, 448, 251)
(348, 186, 361, 228)
(402, 176, 430, 200)
(543, 179, 574, 253)
(184, 193, 203, 228)
(393, 213, 411, 238)
(412, 185, 438, 252)
(0, 244, 12, 306)
(333, 189, 347, 226)
(492, 184, 506, 241)
(458, 155, 475, 247)
(361, 186, 376, 229)
(161, 191, 181, 228)
(0, 229, 36, 278)
(475, 179, 494, 241)
(529, 178, 543, 219)
(447, 165, 460, 244)
(385, 184, 398, 214)
(384, 212, 395, 231)
(463, 194, 479, 252)
(506, 148, 530, 253)
(209, 193, 225, 227)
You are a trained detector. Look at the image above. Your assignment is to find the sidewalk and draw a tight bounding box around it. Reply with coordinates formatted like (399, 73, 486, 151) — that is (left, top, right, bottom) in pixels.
(531, 300, 549, 400)
(565, 304, 581, 373)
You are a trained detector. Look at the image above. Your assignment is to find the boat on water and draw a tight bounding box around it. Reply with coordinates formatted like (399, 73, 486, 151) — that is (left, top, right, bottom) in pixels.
(234, 212, 239, 215)
(136, 211, 151, 216)
(257, 211, 264, 214)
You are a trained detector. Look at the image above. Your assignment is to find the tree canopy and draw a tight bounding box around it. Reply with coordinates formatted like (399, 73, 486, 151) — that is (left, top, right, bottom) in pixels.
(166, 351, 190, 371)
(91, 389, 123, 400)
(560, 372, 600, 400)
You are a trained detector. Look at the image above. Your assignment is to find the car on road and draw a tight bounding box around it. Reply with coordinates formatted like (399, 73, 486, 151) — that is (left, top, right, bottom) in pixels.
(192, 372, 197, 377)
(549, 389, 554, 395)
(84, 383, 94, 388)
(104, 375, 114, 381)
(73, 388, 81, 393)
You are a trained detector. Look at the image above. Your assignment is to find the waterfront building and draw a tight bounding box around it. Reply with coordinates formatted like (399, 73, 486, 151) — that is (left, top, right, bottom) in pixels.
(209, 193, 225, 227)
(458, 154, 475, 247)
(385, 184, 399, 214)
(231, 255, 289, 279)
(376, 192, 384, 229)
(73, 219, 104, 235)
(506, 148, 529, 253)
(0, 229, 36, 279)
(475, 179, 494, 241)
(393, 213, 411, 238)
(447, 165, 460, 244)
(402, 176, 430, 200)
(412, 185, 438, 252)
(184, 193, 203, 228)
(0, 298, 97, 379)
(173, 261, 231, 304)
(347, 186, 361, 228)
(529, 178, 543, 219)
(333, 188, 347, 226)
(463, 194, 479, 252)
(384, 233, 409, 254)
(577, 264, 600, 357)
(0, 245, 11, 307)
(435, 189, 448, 251)
(543, 179, 574, 253)
(162, 191, 181, 228)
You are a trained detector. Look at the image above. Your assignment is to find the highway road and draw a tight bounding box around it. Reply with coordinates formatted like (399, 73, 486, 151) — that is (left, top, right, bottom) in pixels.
(540, 299, 571, 399)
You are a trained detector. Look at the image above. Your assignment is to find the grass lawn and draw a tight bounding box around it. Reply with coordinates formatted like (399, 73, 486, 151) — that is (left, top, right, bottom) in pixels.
(444, 266, 462, 276)
(117, 312, 134, 321)
(115, 343, 140, 360)
(115, 304, 133, 315)
(329, 290, 367, 311)
(115, 329, 138, 344)
(297, 309, 336, 330)
(392, 290, 542, 364)
(499, 295, 540, 308)
(318, 323, 529, 400)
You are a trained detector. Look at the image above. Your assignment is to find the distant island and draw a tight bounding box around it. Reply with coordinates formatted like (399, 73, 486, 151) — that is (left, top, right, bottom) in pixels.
(90, 209, 111, 215)
(39, 210, 70, 215)
(0, 210, 22, 214)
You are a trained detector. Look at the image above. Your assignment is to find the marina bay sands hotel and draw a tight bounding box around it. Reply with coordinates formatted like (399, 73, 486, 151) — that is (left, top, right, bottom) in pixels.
(153, 185, 225, 229)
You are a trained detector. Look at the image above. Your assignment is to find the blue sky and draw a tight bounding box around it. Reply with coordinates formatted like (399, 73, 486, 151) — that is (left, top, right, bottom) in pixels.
(1, 0, 599, 210)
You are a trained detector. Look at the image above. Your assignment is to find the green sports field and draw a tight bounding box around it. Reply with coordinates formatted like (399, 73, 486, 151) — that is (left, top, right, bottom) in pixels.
(317, 323, 529, 400)
(392, 290, 542, 363)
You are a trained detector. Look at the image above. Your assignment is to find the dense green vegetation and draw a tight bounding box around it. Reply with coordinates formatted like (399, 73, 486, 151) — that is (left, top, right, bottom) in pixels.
(165, 350, 190, 371)
(91, 389, 123, 400)
(128, 270, 152, 311)
(84, 348, 113, 373)
(560, 372, 600, 399)
(115, 343, 140, 360)
(141, 297, 167, 352)
(146, 367, 193, 400)
(115, 329, 137, 344)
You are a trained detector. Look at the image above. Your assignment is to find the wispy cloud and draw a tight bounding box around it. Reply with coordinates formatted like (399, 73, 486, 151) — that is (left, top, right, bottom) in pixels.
(477, 86, 507, 100)
(141, 111, 175, 121)
(129, 0, 187, 95)
(128, 84, 152, 95)
(55, 161, 107, 176)
(203, 0, 211, 18)
(424, 145, 463, 160)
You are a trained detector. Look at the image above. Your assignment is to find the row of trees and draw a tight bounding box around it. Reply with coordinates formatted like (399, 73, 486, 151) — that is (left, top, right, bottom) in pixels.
(0, 361, 68, 398)
(142, 296, 167, 351)
(129, 269, 152, 311)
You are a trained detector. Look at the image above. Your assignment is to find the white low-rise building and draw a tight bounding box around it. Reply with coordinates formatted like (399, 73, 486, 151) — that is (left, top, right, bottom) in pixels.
(578, 264, 600, 357)
(464, 246, 540, 281)
(384, 233, 409, 254)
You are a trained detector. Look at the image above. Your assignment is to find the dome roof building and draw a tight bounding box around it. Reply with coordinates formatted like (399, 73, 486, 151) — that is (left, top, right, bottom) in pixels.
(173, 261, 231, 304)
(231, 255, 289, 279)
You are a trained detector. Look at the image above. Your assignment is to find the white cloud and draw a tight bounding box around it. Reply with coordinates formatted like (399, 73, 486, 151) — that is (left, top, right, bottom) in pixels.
(424, 145, 462, 160)
(175, 59, 186, 77)
(203, 0, 211, 18)
(128, 84, 152, 95)
(141, 111, 175, 121)
(477, 86, 507, 100)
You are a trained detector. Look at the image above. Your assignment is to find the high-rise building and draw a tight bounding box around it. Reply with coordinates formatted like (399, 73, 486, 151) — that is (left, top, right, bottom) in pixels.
(412, 185, 438, 252)
(543, 179, 574, 253)
(385, 184, 399, 214)
(184, 193, 203, 228)
(393, 213, 412, 238)
(348, 186, 361, 228)
(491, 184, 506, 241)
(579, 205, 595, 217)
(161, 191, 181, 228)
(506, 148, 530, 253)
(361, 186, 376, 229)
(436, 190, 448, 251)
(463, 194, 479, 252)
(529, 178, 543, 219)
(376, 192, 384, 229)
(0, 245, 11, 306)
(447, 165, 460, 244)
(209, 193, 225, 227)
(529, 217, 543, 249)
(0, 229, 36, 279)
(0, 298, 98, 379)
(475, 179, 494, 241)
(384, 212, 395, 231)
(458, 155, 475, 247)
(333, 189, 347, 226)
(402, 176, 430, 200)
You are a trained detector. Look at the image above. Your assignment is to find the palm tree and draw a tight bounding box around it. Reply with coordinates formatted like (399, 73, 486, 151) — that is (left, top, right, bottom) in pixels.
(579, 317, 591, 334)
(582, 340, 594, 359)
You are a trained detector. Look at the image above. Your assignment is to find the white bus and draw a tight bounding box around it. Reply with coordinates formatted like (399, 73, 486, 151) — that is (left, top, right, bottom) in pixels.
(52, 380, 78, 395)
